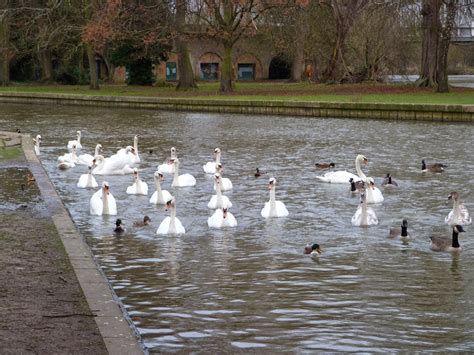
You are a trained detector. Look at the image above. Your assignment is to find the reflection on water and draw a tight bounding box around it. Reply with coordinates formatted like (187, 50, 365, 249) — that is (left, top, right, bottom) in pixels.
(1, 104, 474, 352)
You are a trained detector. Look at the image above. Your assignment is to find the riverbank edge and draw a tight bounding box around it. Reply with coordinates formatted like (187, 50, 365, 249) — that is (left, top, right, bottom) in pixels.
(16, 131, 146, 354)
(1, 92, 474, 122)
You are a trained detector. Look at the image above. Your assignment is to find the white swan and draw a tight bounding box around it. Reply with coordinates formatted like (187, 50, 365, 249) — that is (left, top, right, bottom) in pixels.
(261, 177, 289, 218)
(92, 152, 134, 175)
(67, 130, 82, 150)
(316, 155, 365, 184)
(203, 148, 221, 174)
(208, 173, 233, 209)
(150, 171, 173, 204)
(365, 177, 384, 204)
(77, 144, 102, 166)
(126, 168, 148, 195)
(77, 166, 98, 188)
(351, 192, 378, 226)
(214, 163, 233, 191)
(57, 145, 78, 169)
(158, 147, 177, 174)
(90, 181, 117, 216)
(157, 198, 185, 234)
(33, 135, 42, 156)
(445, 191, 471, 226)
(171, 158, 196, 187)
(117, 135, 140, 165)
(208, 208, 238, 228)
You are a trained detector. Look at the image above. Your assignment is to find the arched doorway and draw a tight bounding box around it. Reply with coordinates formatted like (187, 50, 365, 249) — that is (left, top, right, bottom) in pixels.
(268, 55, 291, 79)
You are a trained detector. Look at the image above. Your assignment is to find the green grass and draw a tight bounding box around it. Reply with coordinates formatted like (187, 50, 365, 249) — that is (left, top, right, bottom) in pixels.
(1, 82, 474, 105)
(0, 147, 22, 161)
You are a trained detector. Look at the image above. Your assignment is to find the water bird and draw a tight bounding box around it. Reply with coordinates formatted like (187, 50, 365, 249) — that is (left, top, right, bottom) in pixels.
(208, 208, 238, 228)
(33, 135, 42, 156)
(365, 177, 384, 204)
(77, 165, 98, 188)
(214, 163, 232, 191)
(170, 158, 196, 187)
(381, 173, 398, 187)
(116, 135, 140, 165)
(351, 192, 378, 227)
(203, 147, 222, 174)
(157, 198, 185, 234)
(57, 144, 78, 169)
(126, 168, 148, 195)
(158, 147, 177, 174)
(388, 219, 413, 243)
(315, 162, 335, 169)
(254, 168, 267, 177)
(114, 219, 125, 234)
(316, 154, 365, 184)
(92, 151, 134, 175)
(77, 144, 103, 166)
(421, 160, 446, 173)
(90, 181, 117, 216)
(261, 177, 289, 218)
(67, 130, 82, 150)
(304, 243, 322, 256)
(149, 170, 173, 205)
(430, 225, 465, 252)
(133, 216, 151, 228)
(208, 173, 232, 209)
(349, 177, 364, 194)
(445, 191, 471, 226)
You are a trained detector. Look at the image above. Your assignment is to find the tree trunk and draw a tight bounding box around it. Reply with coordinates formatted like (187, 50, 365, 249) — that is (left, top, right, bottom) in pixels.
(86, 44, 99, 89)
(323, 16, 348, 82)
(290, 9, 306, 82)
(220, 41, 233, 92)
(417, 0, 441, 87)
(436, 0, 457, 93)
(38, 49, 53, 83)
(176, 0, 196, 90)
(0, 7, 10, 86)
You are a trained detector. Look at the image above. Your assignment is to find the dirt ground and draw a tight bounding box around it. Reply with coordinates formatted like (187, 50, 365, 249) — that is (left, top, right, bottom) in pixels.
(0, 152, 107, 353)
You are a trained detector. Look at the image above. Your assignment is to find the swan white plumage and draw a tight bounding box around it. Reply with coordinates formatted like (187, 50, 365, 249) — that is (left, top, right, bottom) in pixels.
(208, 173, 232, 209)
(365, 177, 384, 204)
(316, 155, 366, 184)
(203, 148, 221, 174)
(90, 181, 117, 215)
(117, 135, 140, 165)
(213, 163, 232, 191)
(57, 145, 78, 169)
(126, 168, 148, 195)
(77, 144, 102, 166)
(445, 191, 471, 226)
(261, 177, 289, 218)
(33, 135, 42, 156)
(150, 170, 173, 204)
(156, 198, 185, 234)
(67, 130, 82, 150)
(77, 166, 98, 188)
(171, 158, 196, 187)
(208, 208, 238, 228)
(158, 147, 177, 174)
(351, 192, 378, 226)
(92, 151, 134, 175)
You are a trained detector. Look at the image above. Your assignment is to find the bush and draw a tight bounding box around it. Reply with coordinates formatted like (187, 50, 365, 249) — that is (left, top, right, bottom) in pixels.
(54, 66, 87, 85)
(126, 59, 155, 85)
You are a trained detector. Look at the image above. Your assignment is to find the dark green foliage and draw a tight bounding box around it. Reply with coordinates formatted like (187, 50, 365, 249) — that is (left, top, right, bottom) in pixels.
(54, 66, 87, 85)
(127, 59, 154, 86)
(10, 56, 36, 82)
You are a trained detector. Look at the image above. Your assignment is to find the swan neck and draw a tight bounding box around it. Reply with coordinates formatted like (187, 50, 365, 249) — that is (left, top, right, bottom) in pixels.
(216, 152, 221, 164)
(155, 177, 164, 201)
(95, 145, 100, 156)
(102, 190, 109, 214)
(355, 157, 367, 180)
(172, 163, 179, 185)
(169, 205, 177, 233)
(134, 137, 138, 154)
(361, 201, 367, 225)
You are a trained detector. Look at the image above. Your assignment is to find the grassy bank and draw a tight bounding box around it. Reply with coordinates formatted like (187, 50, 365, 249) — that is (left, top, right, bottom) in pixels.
(1, 82, 474, 105)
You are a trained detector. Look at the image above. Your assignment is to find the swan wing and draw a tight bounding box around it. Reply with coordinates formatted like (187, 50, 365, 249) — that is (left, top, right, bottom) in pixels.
(316, 171, 360, 184)
(275, 201, 289, 217)
(157, 217, 171, 234)
(203, 162, 216, 174)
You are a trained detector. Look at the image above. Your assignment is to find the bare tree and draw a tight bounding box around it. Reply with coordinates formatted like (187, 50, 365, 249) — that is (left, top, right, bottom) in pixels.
(175, 0, 197, 90)
(0, 1, 11, 86)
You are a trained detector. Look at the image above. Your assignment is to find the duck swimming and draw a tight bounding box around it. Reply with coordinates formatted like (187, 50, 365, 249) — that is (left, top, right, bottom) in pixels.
(254, 168, 266, 178)
(388, 219, 413, 243)
(430, 225, 466, 252)
(315, 162, 335, 169)
(304, 243, 322, 256)
(133, 216, 151, 228)
(349, 177, 364, 194)
(114, 219, 126, 234)
(381, 173, 398, 187)
(445, 191, 471, 226)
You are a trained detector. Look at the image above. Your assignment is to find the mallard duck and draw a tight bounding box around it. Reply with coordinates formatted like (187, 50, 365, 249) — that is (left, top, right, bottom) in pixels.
(254, 168, 267, 177)
(133, 216, 151, 228)
(445, 191, 471, 226)
(315, 162, 335, 169)
(388, 219, 413, 243)
(422, 160, 447, 173)
(114, 219, 125, 234)
(430, 225, 465, 252)
(381, 173, 398, 187)
(304, 243, 322, 256)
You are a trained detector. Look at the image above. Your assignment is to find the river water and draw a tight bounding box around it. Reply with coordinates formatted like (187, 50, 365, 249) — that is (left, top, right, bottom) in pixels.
(1, 103, 474, 352)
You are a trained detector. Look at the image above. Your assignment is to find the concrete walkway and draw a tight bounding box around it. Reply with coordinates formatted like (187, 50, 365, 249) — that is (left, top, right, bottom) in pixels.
(0, 131, 145, 354)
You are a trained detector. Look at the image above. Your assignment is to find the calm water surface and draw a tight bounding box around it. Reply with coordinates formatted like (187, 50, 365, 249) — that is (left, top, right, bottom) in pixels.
(1, 104, 474, 352)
